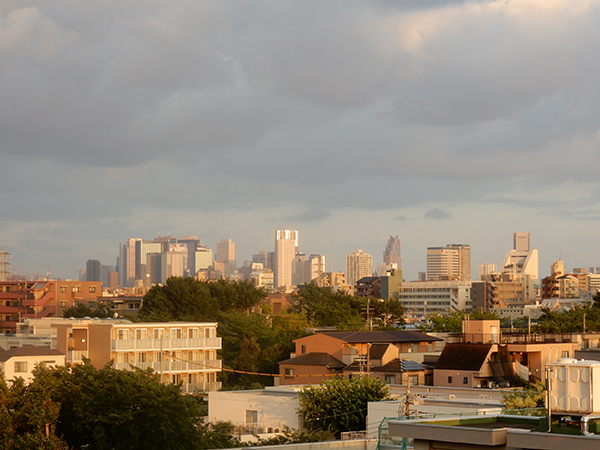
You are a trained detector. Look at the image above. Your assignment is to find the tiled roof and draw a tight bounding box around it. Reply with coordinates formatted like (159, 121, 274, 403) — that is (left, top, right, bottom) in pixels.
(434, 343, 494, 370)
(320, 330, 442, 343)
(0, 347, 64, 363)
(279, 352, 346, 369)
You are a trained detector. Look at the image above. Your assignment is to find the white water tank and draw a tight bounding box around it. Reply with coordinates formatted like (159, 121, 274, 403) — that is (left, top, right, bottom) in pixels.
(548, 358, 600, 414)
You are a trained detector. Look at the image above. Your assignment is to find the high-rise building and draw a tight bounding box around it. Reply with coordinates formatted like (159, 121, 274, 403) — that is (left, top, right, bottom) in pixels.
(426, 244, 471, 281)
(161, 243, 188, 282)
(501, 232, 538, 280)
(178, 236, 200, 276)
(383, 235, 402, 270)
(216, 239, 236, 277)
(345, 249, 373, 287)
(195, 246, 213, 271)
(275, 229, 298, 288)
(86, 260, 101, 282)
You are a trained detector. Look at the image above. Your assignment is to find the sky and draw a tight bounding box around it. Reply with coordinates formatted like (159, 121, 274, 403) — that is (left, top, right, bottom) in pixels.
(2, 0, 600, 281)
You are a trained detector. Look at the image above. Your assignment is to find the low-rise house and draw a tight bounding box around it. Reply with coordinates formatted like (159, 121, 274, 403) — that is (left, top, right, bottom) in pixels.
(278, 330, 441, 386)
(208, 387, 303, 441)
(0, 347, 65, 382)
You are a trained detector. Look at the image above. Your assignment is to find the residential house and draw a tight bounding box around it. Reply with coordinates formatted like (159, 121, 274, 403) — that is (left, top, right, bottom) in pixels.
(0, 347, 65, 382)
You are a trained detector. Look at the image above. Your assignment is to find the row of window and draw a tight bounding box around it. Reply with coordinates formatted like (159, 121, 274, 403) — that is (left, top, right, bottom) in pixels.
(115, 328, 215, 340)
(59, 286, 96, 293)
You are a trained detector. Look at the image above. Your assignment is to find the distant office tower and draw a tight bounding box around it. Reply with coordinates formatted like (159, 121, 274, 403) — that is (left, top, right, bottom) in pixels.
(107, 270, 119, 290)
(275, 229, 298, 288)
(513, 232, 530, 252)
(118, 238, 141, 287)
(161, 243, 188, 282)
(153, 233, 177, 252)
(216, 239, 236, 277)
(195, 246, 213, 271)
(478, 262, 497, 280)
(252, 251, 268, 268)
(383, 235, 402, 270)
(346, 249, 373, 287)
(501, 232, 538, 280)
(178, 236, 200, 276)
(427, 244, 471, 281)
(101, 264, 114, 287)
(136, 240, 163, 281)
(291, 253, 325, 286)
(86, 260, 101, 282)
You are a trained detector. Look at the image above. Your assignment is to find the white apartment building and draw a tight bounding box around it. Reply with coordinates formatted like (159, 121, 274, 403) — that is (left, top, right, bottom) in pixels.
(21, 318, 222, 393)
(398, 281, 472, 319)
(346, 249, 373, 287)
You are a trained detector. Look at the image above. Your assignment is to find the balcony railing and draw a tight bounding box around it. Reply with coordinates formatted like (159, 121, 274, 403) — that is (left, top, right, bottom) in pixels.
(111, 337, 222, 351)
(113, 359, 222, 372)
(446, 332, 578, 345)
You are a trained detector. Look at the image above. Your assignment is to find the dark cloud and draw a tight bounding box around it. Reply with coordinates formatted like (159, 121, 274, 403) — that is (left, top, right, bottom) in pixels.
(2, 1, 600, 279)
(424, 208, 451, 220)
(285, 208, 331, 223)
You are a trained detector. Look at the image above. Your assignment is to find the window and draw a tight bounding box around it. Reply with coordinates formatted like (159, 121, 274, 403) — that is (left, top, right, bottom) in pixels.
(14, 361, 27, 373)
(60, 301, 67, 308)
(117, 329, 129, 340)
(284, 368, 295, 379)
(89, 286, 96, 293)
(60, 286, 67, 293)
(409, 375, 418, 386)
(448, 376, 452, 384)
(463, 377, 468, 385)
(188, 328, 198, 338)
(245, 410, 258, 425)
(562, 351, 569, 358)
(138, 353, 146, 363)
(154, 328, 164, 339)
(170, 328, 182, 339)
(89, 301, 96, 308)
(385, 375, 395, 384)
(136, 329, 147, 340)
(72, 286, 80, 293)
(301, 345, 306, 354)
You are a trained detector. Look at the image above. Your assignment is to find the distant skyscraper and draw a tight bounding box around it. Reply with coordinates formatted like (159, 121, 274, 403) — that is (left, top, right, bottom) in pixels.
(345, 249, 373, 287)
(178, 236, 200, 276)
(501, 232, 538, 280)
(513, 232, 530, 252)
(216, 239, 236, 277)
(275, 229, 298, 288)
(427, 244, 471, 281)
(383, 235, 402, 270)
(86, 260, 101, 282)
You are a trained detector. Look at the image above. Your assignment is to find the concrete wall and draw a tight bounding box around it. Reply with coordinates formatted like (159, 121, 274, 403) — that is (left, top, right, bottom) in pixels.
(218, 439, 377, 450)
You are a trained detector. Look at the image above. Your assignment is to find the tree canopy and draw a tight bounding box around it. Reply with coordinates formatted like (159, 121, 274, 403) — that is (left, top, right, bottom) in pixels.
(1, 361, 229, 450)
(298, 376, 392, 437)
(418, 309, 501, 333)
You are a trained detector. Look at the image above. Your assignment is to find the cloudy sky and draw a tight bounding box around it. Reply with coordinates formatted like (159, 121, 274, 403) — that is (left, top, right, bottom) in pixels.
(2, 0, 600, 281)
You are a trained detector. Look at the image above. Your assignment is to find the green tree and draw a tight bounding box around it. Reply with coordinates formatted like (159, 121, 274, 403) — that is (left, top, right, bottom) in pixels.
(502, 380, 546, 414)
(298, 377, 392, 437)
(139, 277, 267, 322)
(62, 301, 114, 319)
(418, 310, 501, 332)
(292, 283, 365, 329)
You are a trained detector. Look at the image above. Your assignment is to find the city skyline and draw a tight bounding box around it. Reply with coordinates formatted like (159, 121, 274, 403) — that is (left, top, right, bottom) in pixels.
(2, 2, 600, 281)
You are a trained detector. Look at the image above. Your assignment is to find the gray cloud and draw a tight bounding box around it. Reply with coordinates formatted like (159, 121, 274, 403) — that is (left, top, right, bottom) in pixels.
(2, 1, 600, 279)
(424, 208, 451, 220)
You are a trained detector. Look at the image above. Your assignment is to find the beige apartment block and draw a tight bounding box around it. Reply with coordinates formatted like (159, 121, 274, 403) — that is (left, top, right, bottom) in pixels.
(0, 347, 65, 383)
(24, 318, 222, 393)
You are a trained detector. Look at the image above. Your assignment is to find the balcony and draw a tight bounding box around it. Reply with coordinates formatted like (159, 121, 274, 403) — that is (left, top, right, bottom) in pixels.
(23, 291, 55, 307)
(113, 359, 222, 373)
(111, 337, 222, 351)
(68, 350, 89, 363)
(446, 332, 577, 345)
